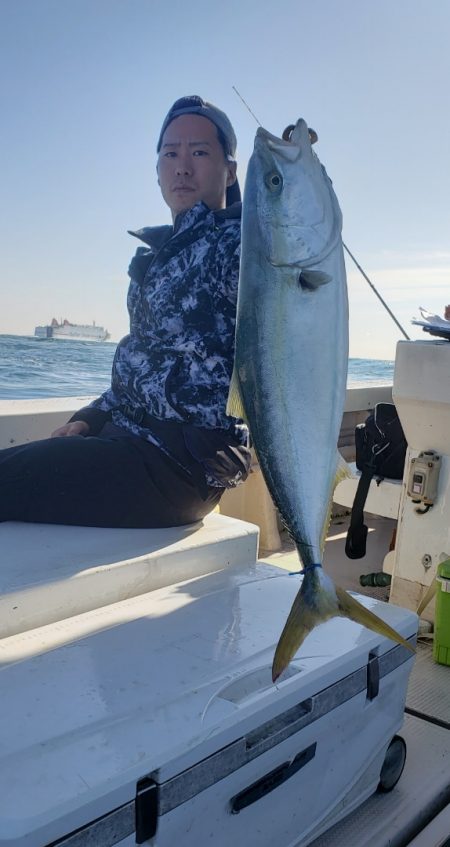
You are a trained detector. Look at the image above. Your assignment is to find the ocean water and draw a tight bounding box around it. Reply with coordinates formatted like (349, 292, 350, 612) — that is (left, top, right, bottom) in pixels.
(0, 334, 394, 400)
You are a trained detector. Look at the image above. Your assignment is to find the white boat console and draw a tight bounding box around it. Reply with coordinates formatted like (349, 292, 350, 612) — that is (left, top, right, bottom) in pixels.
(391, 339, 450, 619)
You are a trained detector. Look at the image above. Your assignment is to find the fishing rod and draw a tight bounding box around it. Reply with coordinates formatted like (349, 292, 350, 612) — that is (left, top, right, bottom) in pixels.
(232, 86, 411, 342)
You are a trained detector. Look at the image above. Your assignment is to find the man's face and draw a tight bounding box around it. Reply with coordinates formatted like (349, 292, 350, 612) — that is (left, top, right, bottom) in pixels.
(157, 114, 237, 218)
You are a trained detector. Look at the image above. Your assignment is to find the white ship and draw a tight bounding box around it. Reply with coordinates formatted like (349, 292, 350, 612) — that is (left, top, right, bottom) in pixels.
(34, 317, 110, 342)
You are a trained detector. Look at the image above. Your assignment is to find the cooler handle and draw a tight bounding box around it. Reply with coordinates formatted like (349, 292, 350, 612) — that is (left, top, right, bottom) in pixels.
(230, 742, 316, 813)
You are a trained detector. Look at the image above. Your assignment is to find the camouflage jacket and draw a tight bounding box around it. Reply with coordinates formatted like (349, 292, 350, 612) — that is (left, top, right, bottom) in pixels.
(71, 201, 249, 485)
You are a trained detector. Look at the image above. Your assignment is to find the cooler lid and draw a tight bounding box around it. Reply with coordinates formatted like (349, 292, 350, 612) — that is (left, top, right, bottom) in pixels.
(0, 561, 417, 846)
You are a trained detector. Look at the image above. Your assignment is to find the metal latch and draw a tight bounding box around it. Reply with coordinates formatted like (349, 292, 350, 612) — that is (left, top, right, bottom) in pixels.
(135, 777, 158, 843)
(367, 653, 380, 700)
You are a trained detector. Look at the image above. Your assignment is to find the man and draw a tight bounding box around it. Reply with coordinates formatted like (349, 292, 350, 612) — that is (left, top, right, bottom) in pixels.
(0, 96, 250, 527)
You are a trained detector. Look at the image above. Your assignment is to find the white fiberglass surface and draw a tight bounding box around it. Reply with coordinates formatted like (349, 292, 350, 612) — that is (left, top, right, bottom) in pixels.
(0, 513, 255, 590)
(0, 561, 416, 838)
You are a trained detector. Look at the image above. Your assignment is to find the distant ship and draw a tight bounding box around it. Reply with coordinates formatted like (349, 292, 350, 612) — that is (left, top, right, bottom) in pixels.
(34, 318, 110, 342)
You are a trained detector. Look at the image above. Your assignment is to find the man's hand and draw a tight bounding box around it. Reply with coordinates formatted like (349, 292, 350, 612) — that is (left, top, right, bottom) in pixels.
(51, 421, 90, 438)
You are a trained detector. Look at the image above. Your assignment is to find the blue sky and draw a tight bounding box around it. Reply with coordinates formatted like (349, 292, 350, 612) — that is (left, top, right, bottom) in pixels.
(1, 0, 449, 359)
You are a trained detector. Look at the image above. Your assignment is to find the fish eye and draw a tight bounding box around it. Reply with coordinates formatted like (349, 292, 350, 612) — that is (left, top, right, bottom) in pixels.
(266, 172, 283, 191)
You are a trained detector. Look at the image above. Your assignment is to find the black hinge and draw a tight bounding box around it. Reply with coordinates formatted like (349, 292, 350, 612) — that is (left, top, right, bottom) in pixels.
(135, 777, 158, 843)
(367, 652, 380, 700)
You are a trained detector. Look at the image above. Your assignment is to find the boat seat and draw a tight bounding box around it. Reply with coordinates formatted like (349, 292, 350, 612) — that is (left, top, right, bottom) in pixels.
(0, 513, 258, 639)
(333, 461, 403, 520)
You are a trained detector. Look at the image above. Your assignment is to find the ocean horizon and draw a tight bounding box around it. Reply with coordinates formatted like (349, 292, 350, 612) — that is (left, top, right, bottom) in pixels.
(0, 334, 395, 400)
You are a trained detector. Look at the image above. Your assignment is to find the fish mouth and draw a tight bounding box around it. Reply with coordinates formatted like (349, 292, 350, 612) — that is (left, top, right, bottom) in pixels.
(256, 120, 312, 160)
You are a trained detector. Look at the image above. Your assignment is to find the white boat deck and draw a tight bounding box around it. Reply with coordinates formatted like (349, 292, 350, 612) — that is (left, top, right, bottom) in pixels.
(310, 711, 450, 847)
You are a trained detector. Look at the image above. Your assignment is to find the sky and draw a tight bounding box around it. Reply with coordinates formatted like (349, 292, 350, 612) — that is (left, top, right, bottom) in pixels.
(1, 0, 449, 360)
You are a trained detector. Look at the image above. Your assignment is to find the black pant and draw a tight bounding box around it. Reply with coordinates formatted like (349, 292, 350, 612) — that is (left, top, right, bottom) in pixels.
(0, 425, 223, 528)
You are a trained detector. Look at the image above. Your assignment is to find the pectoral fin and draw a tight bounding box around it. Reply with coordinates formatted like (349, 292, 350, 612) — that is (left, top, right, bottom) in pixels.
(299, 270, 332, 290)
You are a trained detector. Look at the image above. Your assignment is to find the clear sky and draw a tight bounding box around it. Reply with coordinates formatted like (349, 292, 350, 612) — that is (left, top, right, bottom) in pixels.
(1, 0, 449, 359)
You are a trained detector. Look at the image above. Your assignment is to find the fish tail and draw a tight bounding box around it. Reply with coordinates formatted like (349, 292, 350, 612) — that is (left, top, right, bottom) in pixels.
(416, 579, 437, 617)
(335, 586, 415, 654)
(272, 569, 414, 683)
(272, 566, 335, 682)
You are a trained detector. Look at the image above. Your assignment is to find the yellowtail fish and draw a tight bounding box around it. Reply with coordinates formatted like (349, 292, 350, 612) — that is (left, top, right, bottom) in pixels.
(227, 120, 414, 681)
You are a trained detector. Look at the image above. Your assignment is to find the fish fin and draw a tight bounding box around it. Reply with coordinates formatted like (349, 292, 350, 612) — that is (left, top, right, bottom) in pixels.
(226, 366, 248, 421)
(335, 586, 415, 653)
(299, 270, 332, 290)
(272, 573, 337, 682)
(272, 569, 414, 682)
(320, 452, 354, 554)
(417, 578, 438, 617)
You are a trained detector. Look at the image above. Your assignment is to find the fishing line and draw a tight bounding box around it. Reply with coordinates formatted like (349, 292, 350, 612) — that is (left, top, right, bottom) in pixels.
(232, 86, 411, 342)
(232, 86, 262, 127)
(289, 563, 322, 576)
(343, 244, 410, 340)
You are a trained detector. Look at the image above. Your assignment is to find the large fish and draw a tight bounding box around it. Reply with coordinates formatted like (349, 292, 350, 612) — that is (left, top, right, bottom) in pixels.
(227, 119, 414, 682)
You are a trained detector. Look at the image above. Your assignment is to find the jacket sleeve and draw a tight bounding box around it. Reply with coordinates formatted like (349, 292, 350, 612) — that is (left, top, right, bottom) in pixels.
(67, 388, 119, 435)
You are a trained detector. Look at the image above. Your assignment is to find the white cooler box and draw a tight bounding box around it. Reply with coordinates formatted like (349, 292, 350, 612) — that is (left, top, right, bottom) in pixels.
(0, 561, 417, 847)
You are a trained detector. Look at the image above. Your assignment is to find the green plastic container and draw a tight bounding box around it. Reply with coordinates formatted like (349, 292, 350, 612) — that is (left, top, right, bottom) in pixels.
(434, 560, 450, 666)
